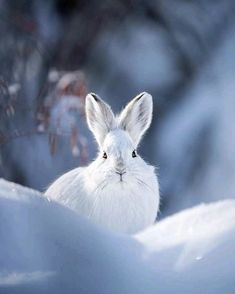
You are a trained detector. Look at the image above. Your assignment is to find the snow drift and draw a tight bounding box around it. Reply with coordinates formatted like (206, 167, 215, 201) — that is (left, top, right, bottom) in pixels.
(0, 179, 235, 293)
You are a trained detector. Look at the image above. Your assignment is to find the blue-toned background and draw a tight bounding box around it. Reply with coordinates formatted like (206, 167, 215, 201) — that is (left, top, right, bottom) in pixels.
(0, 0, 235, 217)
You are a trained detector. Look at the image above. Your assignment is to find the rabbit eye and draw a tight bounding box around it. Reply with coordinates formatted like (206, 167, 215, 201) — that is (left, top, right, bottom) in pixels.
(132, 150, 137, 158)
(103, 152, 107, 159)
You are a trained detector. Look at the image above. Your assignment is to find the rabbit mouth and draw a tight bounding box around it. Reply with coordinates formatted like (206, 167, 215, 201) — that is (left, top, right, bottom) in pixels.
(115, 171, 126, 182)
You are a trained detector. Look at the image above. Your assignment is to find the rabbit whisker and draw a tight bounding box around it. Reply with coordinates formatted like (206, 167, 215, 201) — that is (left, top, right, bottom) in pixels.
(135, 177, 156, 195)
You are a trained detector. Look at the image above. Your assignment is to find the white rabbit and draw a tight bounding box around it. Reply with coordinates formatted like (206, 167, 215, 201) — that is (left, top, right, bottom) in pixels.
(45, 92, 160, 234)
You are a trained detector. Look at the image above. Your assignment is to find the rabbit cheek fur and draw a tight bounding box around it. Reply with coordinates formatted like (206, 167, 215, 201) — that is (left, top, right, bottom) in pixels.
(45, 92, 160, 234)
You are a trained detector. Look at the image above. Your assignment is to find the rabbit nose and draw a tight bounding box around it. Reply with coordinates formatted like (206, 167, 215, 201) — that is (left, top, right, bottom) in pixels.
(115, 168, 126, 175)
(115, 158, 125, 173)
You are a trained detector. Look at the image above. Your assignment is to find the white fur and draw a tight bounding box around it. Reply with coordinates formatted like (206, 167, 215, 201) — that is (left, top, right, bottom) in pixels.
(45, 92, 160, 234)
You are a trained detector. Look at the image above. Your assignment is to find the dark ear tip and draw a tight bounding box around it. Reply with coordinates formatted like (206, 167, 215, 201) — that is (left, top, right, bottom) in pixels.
(89, 93, 99, 102)
(136, 92, 150, 101)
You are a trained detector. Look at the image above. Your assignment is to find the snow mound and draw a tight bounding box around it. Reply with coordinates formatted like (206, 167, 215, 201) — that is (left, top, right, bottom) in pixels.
(0, 179, 235, 293)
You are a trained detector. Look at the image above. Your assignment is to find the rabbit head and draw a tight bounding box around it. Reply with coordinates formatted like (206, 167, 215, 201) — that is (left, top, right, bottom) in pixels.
(85, 92, 154, 184)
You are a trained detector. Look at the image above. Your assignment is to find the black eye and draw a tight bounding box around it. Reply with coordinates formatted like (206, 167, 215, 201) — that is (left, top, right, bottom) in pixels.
(103, 152, 107, 159)
(132, 150, 137, 158)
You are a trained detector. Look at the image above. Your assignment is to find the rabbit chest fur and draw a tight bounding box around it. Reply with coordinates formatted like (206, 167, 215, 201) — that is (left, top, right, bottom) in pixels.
(45, 92, 160, 234)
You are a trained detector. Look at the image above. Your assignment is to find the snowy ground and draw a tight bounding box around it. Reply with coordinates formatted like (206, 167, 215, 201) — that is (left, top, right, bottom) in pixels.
(0, 179, 235, 293)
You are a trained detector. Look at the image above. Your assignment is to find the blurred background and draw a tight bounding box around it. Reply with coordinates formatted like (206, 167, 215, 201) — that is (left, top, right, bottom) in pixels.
(0, 0, 235, 218)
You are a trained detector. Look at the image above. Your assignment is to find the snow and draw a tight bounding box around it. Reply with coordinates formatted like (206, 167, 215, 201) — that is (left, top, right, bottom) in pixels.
(0, 179, 235, 293)
(136, 200, 235, 269)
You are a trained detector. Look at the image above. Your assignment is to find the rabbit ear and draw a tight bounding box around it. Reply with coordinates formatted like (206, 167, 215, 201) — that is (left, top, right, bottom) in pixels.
(118, 92, 153, 146)
(86, 93, 115, 147)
